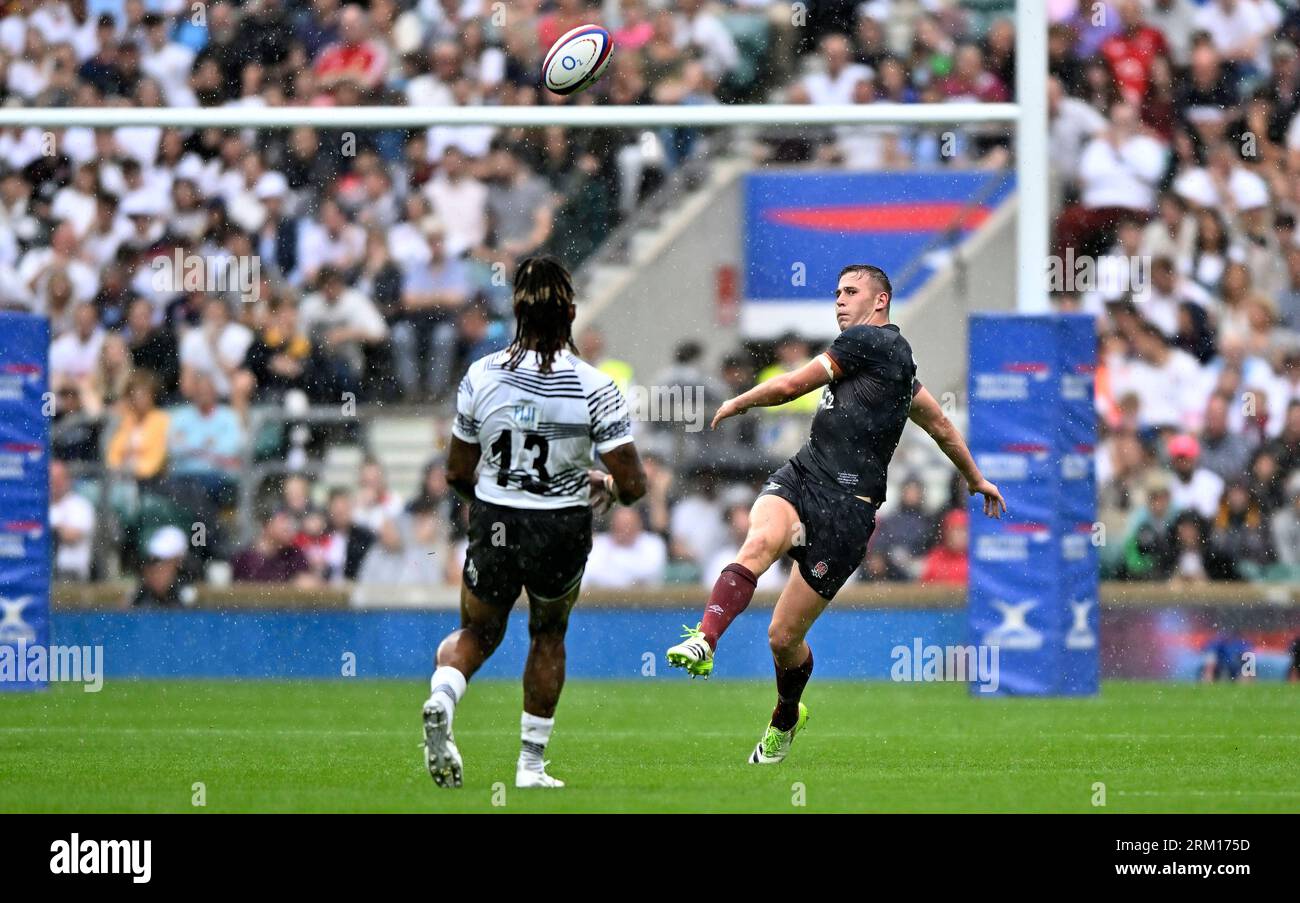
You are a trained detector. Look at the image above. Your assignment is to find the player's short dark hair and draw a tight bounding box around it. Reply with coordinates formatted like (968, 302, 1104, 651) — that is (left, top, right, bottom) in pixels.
(506, 256, 578, 374)
(838, 264, 892, 302)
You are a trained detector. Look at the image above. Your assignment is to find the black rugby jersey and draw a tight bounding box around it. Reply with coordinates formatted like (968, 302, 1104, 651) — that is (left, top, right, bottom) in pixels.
(790, 323, 920, 504)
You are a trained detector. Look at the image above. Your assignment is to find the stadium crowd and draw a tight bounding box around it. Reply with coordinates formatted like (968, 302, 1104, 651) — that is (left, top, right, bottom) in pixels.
(13, 0, 1300, 596)
(1046, 0, 1300, 582)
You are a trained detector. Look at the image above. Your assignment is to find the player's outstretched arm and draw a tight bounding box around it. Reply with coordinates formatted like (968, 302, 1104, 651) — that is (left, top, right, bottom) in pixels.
(447, 435, 482, 503)
(908, 386, 1007, 518)
(711, 357, 833, 429)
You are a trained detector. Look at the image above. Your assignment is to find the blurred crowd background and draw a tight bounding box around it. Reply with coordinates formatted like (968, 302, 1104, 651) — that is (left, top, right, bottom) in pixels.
(7, 0, 1300, 601)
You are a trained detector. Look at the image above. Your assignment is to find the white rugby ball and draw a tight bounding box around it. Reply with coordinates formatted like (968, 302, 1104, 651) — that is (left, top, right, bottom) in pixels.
(542, 24, 613, 96)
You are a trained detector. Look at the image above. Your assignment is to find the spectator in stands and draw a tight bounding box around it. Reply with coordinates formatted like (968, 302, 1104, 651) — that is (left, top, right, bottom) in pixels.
(1194, 0, 1277, 82)
(314, 3, 388, 94)
(788, 32, 872, 105)
(51, 375, 102, 464)
(394, 222, 471, 401)
(1114, 321, 1203, 432)
(1049, 75, 1107, 189)
(1064, 102, 1168, 257)
(49, 301, 105, 387)
(106, 370, 169, 482)
(355, 506, 443, 586)
(701, 500, 786, 592)
(1199, 393, 1258, 481)
(757, 333, 819, 417)
(50, 459, 95, 583)
(178, 295, 254, 412)
(1132, 256, 1212, 339)
(919, 508, 969, 586)
(424, 145, 488, 258)
(295, 198, 366, 287)
(585, 506, 668, 589)
(616, 0, 655, 51)
(1062, 0, 1123, 59)
(19, 221, 97, 309)
(353, 458, 404, 533)
(667, 471, 726, 567)
(1278, 247, 1300, 331)
(1122, 473, 1176, 579)
(131, 526, 192, 608)
(935, 42, 1009, 105)
(1270, 472, 1300, 569)
(1100, 0, 1170, 105)
(860, 546, 907, 583)
(299, 265, 389, 396)
(1168, 510, 1226, 583)
(231, 510, 316, 585)
(1264, 400, 1300, 475)
(166, 370, 244, 508)
(1213, 476, 1275, 576)
(574, 326, 630, 392)
(408, 457, 458, 526)
(279, 473, 319, 532)
(453, 298, 509, 374)
(122, 296, 179, 401)
(674, 0, 739, 84)
(324, 486, 375, 584)
(482, 143, 555, 267)
(243, 296, 327, 403)
(1167, 433, 1226, 519)
(875, 478, 937, 577)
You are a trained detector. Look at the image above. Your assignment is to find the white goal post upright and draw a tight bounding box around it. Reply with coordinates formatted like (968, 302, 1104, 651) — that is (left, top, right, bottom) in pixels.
(3, 2, 1047, 311)
(1015, 0, 1049, 315)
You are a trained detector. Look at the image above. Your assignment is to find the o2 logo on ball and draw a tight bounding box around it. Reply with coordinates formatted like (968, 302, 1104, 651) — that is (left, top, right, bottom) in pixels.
(542, 24, 613, 96)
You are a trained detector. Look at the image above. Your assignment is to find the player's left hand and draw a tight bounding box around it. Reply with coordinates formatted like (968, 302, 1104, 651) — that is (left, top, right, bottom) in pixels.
(711, 398, 745, 430)
(588, 469, 616, 513)
(969, 478, 1006, 518)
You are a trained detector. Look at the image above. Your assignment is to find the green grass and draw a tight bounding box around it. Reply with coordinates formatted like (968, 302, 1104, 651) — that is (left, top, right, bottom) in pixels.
(2, 680, 1297, 813)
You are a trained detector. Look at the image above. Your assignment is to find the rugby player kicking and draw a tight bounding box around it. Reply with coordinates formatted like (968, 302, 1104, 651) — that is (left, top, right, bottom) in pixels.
(424, 257, 646, 789)
(666, 264, 1006, 764)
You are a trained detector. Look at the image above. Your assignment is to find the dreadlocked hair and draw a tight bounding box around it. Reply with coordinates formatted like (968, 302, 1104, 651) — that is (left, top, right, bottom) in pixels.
(505, 256, 578, 373)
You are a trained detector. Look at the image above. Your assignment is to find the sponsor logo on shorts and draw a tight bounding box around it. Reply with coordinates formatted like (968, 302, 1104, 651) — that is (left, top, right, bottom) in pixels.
(810, 560, 829, 579)
(465, 558, 478, 587)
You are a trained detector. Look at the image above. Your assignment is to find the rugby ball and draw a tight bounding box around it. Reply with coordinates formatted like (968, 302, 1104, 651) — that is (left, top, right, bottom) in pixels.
(542, 24, 613, 96)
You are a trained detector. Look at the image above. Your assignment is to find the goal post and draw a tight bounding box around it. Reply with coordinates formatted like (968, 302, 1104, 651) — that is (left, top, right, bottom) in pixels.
(2, 99, 1039, 306)
(0, 102, 1019, 130)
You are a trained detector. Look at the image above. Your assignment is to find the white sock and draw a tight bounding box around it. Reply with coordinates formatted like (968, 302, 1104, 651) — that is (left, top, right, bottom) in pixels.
(428, 666, 467, 724)
(518, 711, 555, 772)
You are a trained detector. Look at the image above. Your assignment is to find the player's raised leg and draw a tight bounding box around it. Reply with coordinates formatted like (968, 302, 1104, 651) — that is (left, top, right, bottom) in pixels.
(667, 492, 800, 677)
(515, 583, 580, 788)
(749, 564, 826, 764)
(423, 585, 511, 789)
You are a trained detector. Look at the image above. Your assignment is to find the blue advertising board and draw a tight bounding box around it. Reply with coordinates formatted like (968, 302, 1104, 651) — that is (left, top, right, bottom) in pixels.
(743, 170, 1014, 336)
(0, 313, 50, 691)
(967, 314, 1099, 696)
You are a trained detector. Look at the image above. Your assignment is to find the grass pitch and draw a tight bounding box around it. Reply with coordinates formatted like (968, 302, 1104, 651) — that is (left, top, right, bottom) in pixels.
(1, 679, 1296, 813)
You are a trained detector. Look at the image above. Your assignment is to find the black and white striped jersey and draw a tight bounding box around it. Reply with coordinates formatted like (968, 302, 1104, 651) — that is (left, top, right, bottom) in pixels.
(452, 349, 633, 509)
